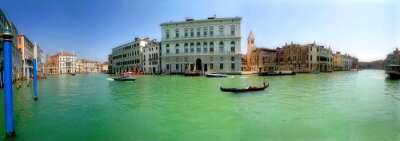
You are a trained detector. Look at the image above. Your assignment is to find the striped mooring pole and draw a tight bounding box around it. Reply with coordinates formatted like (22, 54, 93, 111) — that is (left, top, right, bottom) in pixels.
(2, 27, 16, 137)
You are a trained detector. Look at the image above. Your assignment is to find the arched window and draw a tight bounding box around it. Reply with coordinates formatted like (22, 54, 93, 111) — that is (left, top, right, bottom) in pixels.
(184, 43, 188, 53)
(203, 28, 208, 36)
(209, 42, 214, 52)
(230, 41, 235, 52)
(166, 44, 170, 54)
(175, 43, 180, 54)
(203, 42, 208, 52)
(209, 27, 214, 36)
(196, 42, 201, 53)
(219, 41, 224, 53)
(190, 43, 194, 53)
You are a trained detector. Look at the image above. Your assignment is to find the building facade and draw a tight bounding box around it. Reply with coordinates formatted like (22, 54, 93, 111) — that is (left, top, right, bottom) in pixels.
(17, 35, 34, 79)
(278, 42, 333, 72)
(110, 37, 151, 74)
(333, 51, 355, 71)
(81, 60, 100, 73)
(160, 16, 242, 74)
(142, 40, 160, 74)
(45, 51, 77, 74)
(1, 9, 23, 81)
(251, 48, 277, 73)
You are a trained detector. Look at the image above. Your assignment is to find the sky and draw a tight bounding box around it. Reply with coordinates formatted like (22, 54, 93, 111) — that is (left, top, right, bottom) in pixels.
(0, 0, 399, 62)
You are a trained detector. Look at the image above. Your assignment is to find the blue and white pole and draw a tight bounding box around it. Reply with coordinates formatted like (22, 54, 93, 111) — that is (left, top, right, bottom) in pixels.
(33, 42, 38, 100)
(2, 27, 16, 136)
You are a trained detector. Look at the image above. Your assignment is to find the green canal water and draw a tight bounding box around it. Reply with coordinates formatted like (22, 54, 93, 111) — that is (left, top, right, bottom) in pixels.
(0, 70, 399, 141)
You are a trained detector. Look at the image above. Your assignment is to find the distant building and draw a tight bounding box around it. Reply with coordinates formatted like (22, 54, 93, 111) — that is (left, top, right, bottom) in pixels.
(251, 48, 277, 73)
(101, 62, 108, 73)
(386, 48, 400, 65)
(160, 16, 242, 74)
(81, 59, 99, 72)
(45, 51, 77, 74)
(110, 37, 152, 74)
(277, 42, 333, 72)
(333, 51, 356, 71)
(142, 39, 160, 74)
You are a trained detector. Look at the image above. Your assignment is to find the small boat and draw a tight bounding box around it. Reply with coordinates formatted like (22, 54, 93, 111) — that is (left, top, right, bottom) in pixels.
(114, 75, 136, 81)
(220, 81, 270, 92)
(205, 73, 227, 78)
(114, 72, 137, 81)
(386, 64, 400, 79)
(71, 73, 76, 76)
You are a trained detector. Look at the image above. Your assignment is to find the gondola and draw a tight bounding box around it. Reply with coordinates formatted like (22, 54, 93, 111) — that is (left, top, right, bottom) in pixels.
(220, 81, 270, 92)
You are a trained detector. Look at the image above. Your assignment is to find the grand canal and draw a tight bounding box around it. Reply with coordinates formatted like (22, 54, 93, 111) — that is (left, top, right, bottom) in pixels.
(1, 70, 399, 140)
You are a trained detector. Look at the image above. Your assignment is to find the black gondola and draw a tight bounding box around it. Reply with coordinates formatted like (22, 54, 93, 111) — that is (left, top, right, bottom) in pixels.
(220, 81, 270, 92)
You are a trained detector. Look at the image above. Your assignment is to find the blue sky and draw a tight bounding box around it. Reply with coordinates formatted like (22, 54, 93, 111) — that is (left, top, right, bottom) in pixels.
(0, 0, 398, 62)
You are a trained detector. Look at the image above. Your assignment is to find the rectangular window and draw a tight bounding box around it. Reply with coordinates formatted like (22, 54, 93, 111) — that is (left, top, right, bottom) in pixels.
(220, 57, 223, 61)
(176, 30, 179, 37)
(210, 63, 214, 69)
(219, 27, 224, 35)
(203, 29, 208, 36)
(231, 63, 235, 70)
(231, 57, 235, 61)
(176, 64, 179, 70)
(165, 31, 169, 39)
(210, 27, 214, 36)
(197, 28, 200, 36)
(220, 63, 223, 70)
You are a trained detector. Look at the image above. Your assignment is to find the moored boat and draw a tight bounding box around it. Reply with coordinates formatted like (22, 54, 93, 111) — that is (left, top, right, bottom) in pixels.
(386, 64, 400, 79)
(184, 72, 201, 76)
(259, 71, 295, 76)
(205, 73, 227, 78)
(220, 81, 270, 92)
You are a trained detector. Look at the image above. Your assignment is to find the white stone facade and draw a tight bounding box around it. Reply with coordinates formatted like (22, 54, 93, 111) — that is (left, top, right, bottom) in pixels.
(142, 40, 160, 74)
(111, 37, 151, 74)
(58, 54, 77, 74)
(160, 17, 242, 74)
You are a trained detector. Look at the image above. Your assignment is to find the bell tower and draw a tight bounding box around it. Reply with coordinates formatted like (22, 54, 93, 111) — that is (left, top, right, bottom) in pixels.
(247, 31, 255, 70)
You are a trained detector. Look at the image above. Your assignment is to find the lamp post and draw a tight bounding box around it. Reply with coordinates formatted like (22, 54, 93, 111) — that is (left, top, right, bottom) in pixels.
(2, 27, 16, 137)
